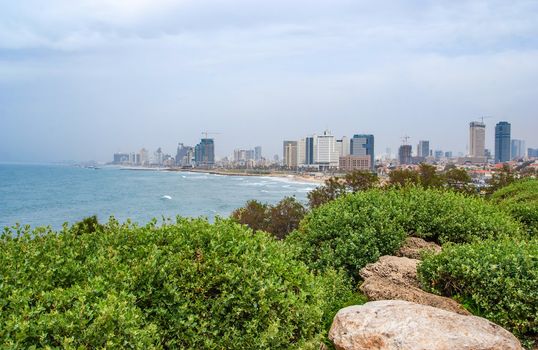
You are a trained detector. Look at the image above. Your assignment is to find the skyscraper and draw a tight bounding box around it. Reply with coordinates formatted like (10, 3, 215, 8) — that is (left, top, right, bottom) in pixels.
(195, 138, 215, 167)
(283, 141, 298, 168)
(350, 134, 374, 170)
(315, 130, 339, 168)
(417, 140, 430, 158)
(398, 145, 412, 165)
(297, 139, 306, 166)
(495, 121, 511, 163)
(336, 136, 350, 157)
(305, 136, 315, 165)
(176, 143, 193, 166)
(254, 146, 262, 161)
(469, 121, 486, 158)
(511, 139, 525, 159)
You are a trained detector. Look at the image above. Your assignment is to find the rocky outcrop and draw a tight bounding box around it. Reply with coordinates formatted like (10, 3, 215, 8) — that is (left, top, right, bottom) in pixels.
(359, 255, 470, 315)
(396, 236, 441, 259)
(329, 300, 522, 350)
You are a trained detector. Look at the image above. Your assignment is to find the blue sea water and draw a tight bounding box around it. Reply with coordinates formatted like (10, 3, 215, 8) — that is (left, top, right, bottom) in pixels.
(0, 164, 316, 230)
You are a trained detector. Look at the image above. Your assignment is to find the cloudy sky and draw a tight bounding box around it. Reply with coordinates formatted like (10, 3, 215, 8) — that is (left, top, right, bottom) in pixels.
(1, 0, 537, 162)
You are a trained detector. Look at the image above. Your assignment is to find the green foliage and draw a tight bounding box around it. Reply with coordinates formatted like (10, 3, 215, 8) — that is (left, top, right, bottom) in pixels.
(307, 178, 347, 209)
(267, 197, 308, 240)
(308, 171, 378, 208)
(231, 199, 269, 232)
(290, 189, 408, 281)
(443, 167, 475, 194)
(70, 215, 104, 235)
(394, 187, 521, 244)
(418, 239, 538, 339)
(0, 218, 353, 349)
(342, 171, 379, 193)
(231, 197, 307, 239)
(486, 163, 517, 195)
(290, 187, 522, 281)
(491, 179, 538, 236)
(389, 164, 474, 193)
(388, 168, 420, 187)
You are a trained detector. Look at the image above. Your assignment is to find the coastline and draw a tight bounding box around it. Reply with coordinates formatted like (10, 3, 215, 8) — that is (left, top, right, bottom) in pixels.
(119, 166, 326, 184)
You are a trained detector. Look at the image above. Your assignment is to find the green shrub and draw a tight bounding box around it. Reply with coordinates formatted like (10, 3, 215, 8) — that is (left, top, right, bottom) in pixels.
(289, 187, 521, 281)
(231, 197, 307, 240)
(397, 187, 522, 243)
(418, 239, 538, 338)
(491, 179, 538, 236)
(0, 218, 354, 349)
(288, 189, 407, 281)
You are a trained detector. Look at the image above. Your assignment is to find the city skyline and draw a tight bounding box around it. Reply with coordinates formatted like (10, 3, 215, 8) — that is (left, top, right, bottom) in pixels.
(1, 1, 537, 162)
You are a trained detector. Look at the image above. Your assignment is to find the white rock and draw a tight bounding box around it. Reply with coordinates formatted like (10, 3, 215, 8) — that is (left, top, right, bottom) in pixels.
(329, 300, 522, 350)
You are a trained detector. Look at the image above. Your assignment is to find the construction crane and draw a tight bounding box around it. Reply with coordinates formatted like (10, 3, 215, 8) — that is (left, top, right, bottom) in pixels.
(201, 131, 221, 139)
(480, 116, 492, 123)
(401, 135, 411, 145)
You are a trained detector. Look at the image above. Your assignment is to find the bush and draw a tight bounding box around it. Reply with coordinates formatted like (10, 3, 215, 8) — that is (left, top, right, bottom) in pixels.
(491, 179, 538, 236)
(0, 218, 354, 349)
(418, 239, 538, 339)
(289, 187, 522, 281)
(307, 170, 378, 208)
(396, 187, 522, 244)
(231, 197, 307, 239)
(289, 190, 407, 281)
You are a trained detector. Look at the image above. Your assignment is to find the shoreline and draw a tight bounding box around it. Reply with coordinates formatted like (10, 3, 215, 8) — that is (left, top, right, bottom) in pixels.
(118, 166, 326, 184)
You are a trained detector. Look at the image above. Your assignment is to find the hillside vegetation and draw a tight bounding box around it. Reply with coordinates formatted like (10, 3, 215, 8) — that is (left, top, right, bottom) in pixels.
(0, 218, 354, 349)
(288, 187, 522, 281)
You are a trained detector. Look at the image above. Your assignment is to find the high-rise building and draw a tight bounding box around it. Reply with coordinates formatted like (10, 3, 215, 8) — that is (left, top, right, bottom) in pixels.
(138, 148, 149, 166)
(283, 141, 298, 168)
(254, 146, 262, 161)
(336, 136, 350, 157)
(350, 134, 374, 170)
(195, 138, 215, 167)
(305, 136, 316, 165)
(297, 139, 306, 166)
(113, 153, 130, 164)
(398, 145, 412, 165)
(315, 130, 339, 168)
(417, 140, 430, 158)
(176, 143, 193, 166)
(495, 121, 511, 163)
(528, 148, 538, 158)
(434, 150, 443, 160)
(469, 121, 486, 158)
(511, 139, 526, 159)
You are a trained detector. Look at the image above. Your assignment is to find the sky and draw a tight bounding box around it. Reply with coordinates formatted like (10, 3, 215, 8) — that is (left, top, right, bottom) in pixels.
(1, 0, 537, 162)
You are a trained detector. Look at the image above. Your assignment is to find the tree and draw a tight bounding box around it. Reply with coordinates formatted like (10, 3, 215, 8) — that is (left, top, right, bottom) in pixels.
(267, 197, 307, 239)
(418, 163, 444, 188)
(487, 164, 516, 195)
(444, 168, 474, 194)
(343, 170, 379, 192)
(231, 200, 269, 232)
(388, 168, 420, 187)
(231, 197, 307, 239)
(307, 177, 346, 208)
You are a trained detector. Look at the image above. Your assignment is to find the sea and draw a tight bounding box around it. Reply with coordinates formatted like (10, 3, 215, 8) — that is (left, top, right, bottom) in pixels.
(0, 163, 317, 230)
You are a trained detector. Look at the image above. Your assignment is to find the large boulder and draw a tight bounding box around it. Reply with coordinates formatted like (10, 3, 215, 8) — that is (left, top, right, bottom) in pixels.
(359, 255, 469, 315)
(396, 236, 441, 259)
(329, 300, 522, 350)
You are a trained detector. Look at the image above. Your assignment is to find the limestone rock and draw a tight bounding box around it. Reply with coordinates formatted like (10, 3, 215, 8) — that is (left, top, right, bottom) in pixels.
(329, 300, 522, 350)
(396, 236, 441, 259)
(359, 255, 470, 315)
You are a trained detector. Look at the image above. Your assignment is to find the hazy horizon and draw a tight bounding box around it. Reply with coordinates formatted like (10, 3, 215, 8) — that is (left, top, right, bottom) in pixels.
(1, 0, 537, 162)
